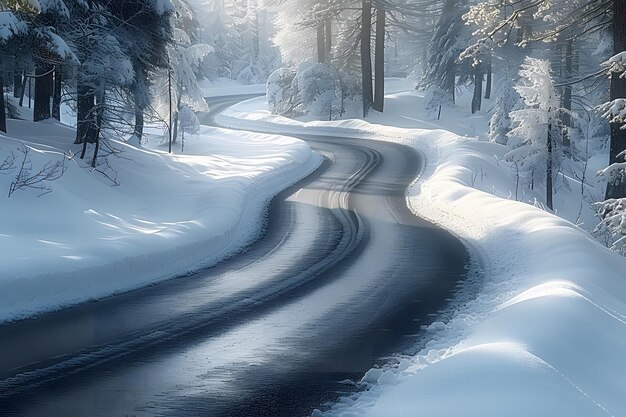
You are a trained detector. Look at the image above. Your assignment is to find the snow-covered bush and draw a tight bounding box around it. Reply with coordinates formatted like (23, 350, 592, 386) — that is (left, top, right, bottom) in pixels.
(505, 57, 563, 208)
(294, 63, 343, 119)
(423, 86, 451, 120)
(267, 62, 356, 120)
(267, 67, 298, 115)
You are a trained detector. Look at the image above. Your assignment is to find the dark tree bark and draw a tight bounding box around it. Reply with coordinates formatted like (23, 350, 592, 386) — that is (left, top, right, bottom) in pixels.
(168, 65, 173, 153)
(33, 63, 53, 122)
(18, 71, 27, 107)
(172, 96, 182, 144)
(484, 52, 492, 99)
(172, 111, 179, 144)
(325, 19, 332, 57)
(607, 0, 626, 199)
(13, 71, 22, 99)
(560, 38, 573, 148)
(52, 67, 61, 121)
(471, 63, 483, 114)
(447, 64, 455, 104)
(317, 23, 326, 63)
(0, 76, 6, 133)
(373, 6, 385, 113)
(547, 123, 553, 210)
(361, 0, 373, 117)
(75, 83, 95, 146)
(91, 90, 105, 168)
(133, 105, 144, 142)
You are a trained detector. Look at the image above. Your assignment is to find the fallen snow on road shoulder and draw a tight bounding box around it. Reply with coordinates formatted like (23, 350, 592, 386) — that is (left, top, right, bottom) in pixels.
(0, 119, 320, 323)
(222, 95, 626, 417)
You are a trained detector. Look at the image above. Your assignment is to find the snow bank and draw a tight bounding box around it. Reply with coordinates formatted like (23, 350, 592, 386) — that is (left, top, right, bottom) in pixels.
(220, 93, 626, 417)
(0, 119, 320, 323)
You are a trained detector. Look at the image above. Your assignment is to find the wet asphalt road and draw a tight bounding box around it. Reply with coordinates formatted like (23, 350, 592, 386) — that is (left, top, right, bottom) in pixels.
(0, 96, 468, 417)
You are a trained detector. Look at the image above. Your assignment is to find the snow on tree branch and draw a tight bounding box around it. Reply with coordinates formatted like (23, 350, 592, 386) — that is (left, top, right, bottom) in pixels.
(0, 11, 28, 41)
(8, 144, 67, 198)
(603, 51, 626, 77)
(599, 53, 626, 127)
(599, 98, 626, 127)
(594, 198, 626, 256)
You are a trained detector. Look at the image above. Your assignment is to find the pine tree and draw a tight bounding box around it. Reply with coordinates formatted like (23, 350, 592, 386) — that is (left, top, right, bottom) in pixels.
(505, 57, 562, 210)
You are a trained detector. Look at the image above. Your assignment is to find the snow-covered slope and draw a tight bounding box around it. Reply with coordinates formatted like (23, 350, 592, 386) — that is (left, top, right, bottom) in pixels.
(219, 90, 626, 417)
(0, 119, 320, 323)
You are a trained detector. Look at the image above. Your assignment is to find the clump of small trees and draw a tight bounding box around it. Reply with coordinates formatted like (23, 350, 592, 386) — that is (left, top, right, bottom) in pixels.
(267, 61, 359, 120)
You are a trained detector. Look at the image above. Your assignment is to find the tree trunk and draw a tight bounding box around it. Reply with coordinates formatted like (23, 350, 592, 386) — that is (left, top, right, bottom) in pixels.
(561, 38, 573, 148)
(13, 71, 22, 98)
(446, 61, 455, 104)
(471, 63, 483, 114)
(360, 0, 373, 117)
(133, 105, 144, 142)
(52, 66, 61, 121)
(91, 90, 105, 168)
(168, 65, 173, 153)
(75, 83, 95, 145)
(172, 110, 179, 144)
(0, 76, 6, 133)
(484, 52, 492, 99)
(18, 71, 27, 107)
(317, 23, 326, 63)
(547, 123, 553, 210)
(172, 96, 181, 144)
(33, 63, 53, 122)
(325, 19, 332, 58)
(373, 6, 385, 113)
(607, 0, 626, 199)
(254, 11, 260, 58)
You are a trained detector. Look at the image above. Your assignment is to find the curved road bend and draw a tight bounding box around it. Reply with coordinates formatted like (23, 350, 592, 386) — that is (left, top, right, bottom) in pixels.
(0, 96, 468, 417)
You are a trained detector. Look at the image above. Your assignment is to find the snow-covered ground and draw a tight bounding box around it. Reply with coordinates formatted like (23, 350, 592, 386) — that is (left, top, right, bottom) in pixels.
(0, 115, 319, 323)
(219, 85, 626, 416)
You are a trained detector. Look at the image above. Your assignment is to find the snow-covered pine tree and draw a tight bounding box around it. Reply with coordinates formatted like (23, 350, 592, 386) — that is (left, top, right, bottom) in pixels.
(596, 49, 626, 256)
(422, 0, 468, 105)
(505, 57, 562, 210)
(488, 78, 519, 145)
(107, 0, 173, 145)
(176, 0, 280, 84)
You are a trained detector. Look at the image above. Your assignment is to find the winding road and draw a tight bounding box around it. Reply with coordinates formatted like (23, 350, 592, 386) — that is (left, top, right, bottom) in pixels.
(0, 96, 468, 417)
